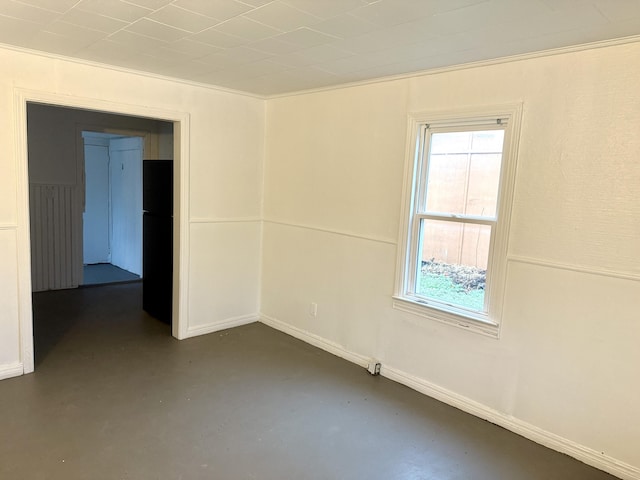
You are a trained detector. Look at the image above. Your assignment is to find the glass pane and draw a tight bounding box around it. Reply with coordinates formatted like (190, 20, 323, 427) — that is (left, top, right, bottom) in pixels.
(467, 153, 502, 217)
(416, 219, 491, 312)
(470, 130, 504, 153)
(430, 131, 472, 154)
(424, 153, 469, 214)
(424, 130, 504, 217)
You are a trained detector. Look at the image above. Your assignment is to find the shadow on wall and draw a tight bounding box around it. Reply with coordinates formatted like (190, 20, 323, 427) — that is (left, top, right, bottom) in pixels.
(26, 102, 173, 293)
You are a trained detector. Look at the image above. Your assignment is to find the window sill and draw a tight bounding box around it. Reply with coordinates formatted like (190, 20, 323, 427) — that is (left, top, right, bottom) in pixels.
(392, 296, 500, 338)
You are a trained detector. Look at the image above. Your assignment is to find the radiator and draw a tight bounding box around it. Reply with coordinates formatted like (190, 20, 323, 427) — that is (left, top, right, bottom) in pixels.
(29, 184, 80, 291)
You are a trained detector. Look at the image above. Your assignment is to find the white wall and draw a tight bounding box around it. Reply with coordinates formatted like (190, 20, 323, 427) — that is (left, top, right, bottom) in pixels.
(262, 42, 640, 477)
(2, 37, 639, 478)
(109, 136, 143, 276)
(83, 132, 142, 268)
(83, 140, 111, 265)
(0, 46, 264, 376)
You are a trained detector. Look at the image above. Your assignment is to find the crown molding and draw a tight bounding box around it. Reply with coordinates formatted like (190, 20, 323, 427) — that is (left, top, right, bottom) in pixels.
(0, 42, 264, 100)
(2, 34, 640, 101)
(266, 34, 640, 99)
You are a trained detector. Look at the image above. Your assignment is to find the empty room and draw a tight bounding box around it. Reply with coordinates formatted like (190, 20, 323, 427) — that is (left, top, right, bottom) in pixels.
(0, 1, 638, 479)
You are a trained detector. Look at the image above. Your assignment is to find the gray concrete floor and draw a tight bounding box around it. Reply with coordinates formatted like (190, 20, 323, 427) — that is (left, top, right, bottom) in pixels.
(0, 283, 617, 480)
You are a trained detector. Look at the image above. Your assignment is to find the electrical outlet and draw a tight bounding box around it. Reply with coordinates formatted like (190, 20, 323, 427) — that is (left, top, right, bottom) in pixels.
(309, 302, 318, 317)
(367, 362, 381, 376)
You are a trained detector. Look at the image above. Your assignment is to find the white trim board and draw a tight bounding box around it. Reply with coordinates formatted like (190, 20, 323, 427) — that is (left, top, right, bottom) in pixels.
(259, 314, 371, 369)
(13, 87, 192, 371)
(263, 219, 397, 246)
(508, 255, 640, 283)
(2, 34, 640, 101)
(259, 313, 639, 480)
(184, 314, 258, 339)
(382, 366, 640, 480)
(0, 363, 24, 381)
(0, 43, 263, 100)
(267, 35, 640, 99)
(190, 217, 262, 224)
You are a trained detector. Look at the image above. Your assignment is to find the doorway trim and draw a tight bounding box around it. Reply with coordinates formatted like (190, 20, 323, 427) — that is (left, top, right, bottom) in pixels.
(14, 88, 191, 374)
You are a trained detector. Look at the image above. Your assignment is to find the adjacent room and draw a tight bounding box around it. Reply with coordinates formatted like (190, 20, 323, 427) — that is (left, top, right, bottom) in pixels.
(0, 1, 638, 479)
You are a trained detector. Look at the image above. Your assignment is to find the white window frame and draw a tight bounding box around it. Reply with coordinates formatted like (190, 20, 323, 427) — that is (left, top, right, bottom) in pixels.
(393, 104, 522, 337)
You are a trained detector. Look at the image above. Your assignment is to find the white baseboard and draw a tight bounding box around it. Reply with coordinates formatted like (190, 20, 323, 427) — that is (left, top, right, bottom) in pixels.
(259, 314, 371, 369)
(185, 314, 258, 339)
(0, 362, 24, 381)
(382, 366, 639, 480)
(259, 313, 639, 480)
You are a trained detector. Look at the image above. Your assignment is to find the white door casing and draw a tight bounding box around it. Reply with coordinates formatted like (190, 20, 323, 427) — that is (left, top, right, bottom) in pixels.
(14, 88, 190, 374)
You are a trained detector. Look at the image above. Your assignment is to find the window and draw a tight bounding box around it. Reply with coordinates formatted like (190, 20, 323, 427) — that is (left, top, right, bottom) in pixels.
(394, 105, 522, 336)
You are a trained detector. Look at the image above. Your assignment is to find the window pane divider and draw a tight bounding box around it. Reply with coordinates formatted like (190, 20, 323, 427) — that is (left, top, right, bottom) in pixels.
(416, 213, 496, 226)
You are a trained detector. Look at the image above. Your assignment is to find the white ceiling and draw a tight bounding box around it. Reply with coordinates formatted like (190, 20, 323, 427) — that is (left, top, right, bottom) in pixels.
(1, 0, 640, 96)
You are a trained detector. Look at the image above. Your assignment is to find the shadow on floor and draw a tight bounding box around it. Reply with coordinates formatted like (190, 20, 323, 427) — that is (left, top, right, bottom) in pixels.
(32, 283, 157, 367)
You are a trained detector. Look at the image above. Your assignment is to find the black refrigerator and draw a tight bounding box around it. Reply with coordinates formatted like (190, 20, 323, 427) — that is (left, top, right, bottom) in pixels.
(143, 160, 173, 325)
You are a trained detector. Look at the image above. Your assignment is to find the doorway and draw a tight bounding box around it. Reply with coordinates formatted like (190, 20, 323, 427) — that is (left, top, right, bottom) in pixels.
(16, 95, 188, 373)
(82, 132, 143, 286)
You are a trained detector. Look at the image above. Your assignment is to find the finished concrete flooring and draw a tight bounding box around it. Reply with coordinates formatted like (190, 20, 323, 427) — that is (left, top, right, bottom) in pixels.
(0, 283, 617, 480)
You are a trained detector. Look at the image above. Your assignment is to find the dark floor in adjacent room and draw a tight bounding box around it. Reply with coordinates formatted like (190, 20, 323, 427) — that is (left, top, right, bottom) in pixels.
(83, 263, 140, 286)
(0, 284, 616, 480)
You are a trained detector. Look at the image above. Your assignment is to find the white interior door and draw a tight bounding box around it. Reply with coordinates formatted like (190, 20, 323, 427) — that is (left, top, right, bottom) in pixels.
(109, 137, 143, 276)
(83, 144, 111, 264)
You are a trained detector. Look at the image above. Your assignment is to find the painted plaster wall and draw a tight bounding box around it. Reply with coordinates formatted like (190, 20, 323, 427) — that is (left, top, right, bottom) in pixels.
(0, 46, 264, 374)
(262, 42, 640, 472)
